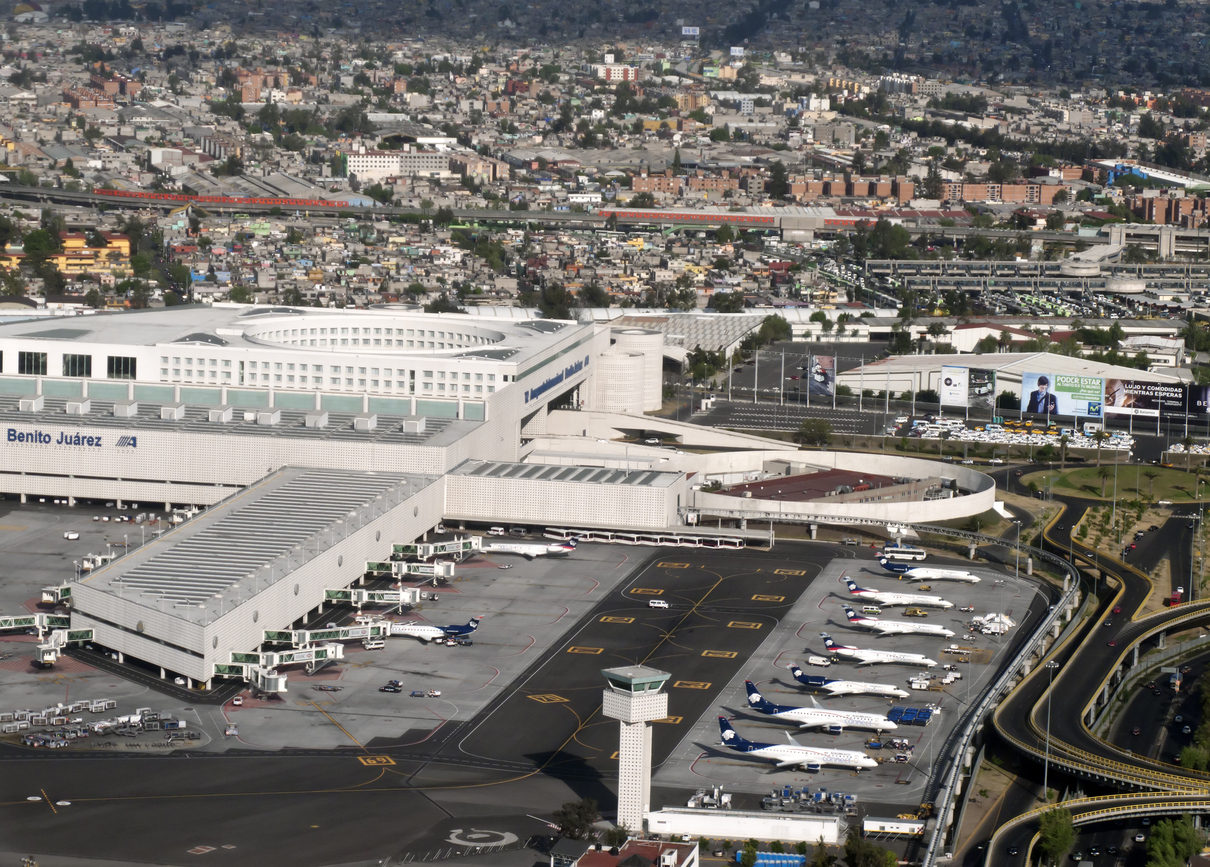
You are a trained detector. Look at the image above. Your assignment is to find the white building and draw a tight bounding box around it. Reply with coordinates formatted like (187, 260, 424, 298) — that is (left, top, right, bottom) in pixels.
(341, 145, 451, 181)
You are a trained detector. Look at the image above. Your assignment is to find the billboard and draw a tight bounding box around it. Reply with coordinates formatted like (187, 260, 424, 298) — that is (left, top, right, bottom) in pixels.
(1022, 372, 1103, 417)
(1189, 386, 1210, 415)
(969, 368, 996, 410)
(808, 355, 835, 398)
(940, 366, 995, 410)
(1104, 379, 1186, 418)
(730, 46, 745, 57)
(940, 366, 968, 408)
(682, 25, 700, 35)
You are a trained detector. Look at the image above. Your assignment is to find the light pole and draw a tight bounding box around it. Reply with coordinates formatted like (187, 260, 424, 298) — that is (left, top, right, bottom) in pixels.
(1043, 659, 1060, 802)
(1013, 520, 1022, 579)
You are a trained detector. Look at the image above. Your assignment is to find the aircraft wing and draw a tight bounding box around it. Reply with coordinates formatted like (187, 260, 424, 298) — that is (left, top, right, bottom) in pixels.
(776, 758, 806, 768)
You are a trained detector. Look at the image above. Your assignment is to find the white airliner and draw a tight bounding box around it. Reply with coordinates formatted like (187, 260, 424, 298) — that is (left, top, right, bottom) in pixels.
(878, 558, 980, 583)
(745, 681, 896, 732)
(717, 717, 879, 771)
(844, 577, 953, 610)
(483, 539, 577, 559)
(786, 663, 910, 699)
(390, 616, 482, 643)
(820, 633, 939, 668)
(843, 605, 955, 639)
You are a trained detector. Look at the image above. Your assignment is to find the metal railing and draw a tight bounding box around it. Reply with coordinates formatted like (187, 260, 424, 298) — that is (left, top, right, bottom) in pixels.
(910, 521, 1081, 867)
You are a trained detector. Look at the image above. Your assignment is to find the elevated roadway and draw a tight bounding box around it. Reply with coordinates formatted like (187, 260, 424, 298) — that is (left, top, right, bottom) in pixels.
(0, 185, 1102, 247)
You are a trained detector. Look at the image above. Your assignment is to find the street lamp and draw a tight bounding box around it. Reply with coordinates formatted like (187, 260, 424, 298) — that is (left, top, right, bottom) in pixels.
(1043, 659, 1060, 802)
(1013, 520, 1022, 579)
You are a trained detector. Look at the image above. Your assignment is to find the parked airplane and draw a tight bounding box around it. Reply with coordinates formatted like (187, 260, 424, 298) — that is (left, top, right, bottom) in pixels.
(842, 605, 955, 638)
(744, 681, 896, 732)
(390, 616, 483, 643)
(786, 663, 911, 699)
(844, 577, 953, 609)
(716, 717, 878, 770)
(878, 558, 980, 583)
(820, 633, 939, 668)
(483, 539, 576, 559)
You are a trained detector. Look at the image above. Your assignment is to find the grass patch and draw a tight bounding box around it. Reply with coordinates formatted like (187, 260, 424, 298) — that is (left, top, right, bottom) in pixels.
(1022, 465, 1209, 503)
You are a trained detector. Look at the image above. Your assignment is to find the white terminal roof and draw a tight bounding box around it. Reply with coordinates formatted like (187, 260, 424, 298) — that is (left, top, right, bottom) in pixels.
(86, 467, 437, 624)
(0, 305, 583, 368)
(850, 352, 1189, 383)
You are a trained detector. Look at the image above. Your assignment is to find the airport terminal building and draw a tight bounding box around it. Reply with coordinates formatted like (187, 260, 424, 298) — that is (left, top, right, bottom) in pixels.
(0, 305, 994, 688)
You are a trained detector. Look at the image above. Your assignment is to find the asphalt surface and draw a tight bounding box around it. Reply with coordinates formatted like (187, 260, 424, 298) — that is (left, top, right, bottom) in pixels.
(0, 542, 860, 865)
(444, 547, 827, 778)
(1107, 651, 1209, 765)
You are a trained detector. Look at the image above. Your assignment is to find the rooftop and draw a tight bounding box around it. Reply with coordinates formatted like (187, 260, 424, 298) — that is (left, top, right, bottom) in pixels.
(0, 394, 472, 447)
(0, 304, 586, 367)
(449, 459, 682, 489)
(85, 466, 436, 624)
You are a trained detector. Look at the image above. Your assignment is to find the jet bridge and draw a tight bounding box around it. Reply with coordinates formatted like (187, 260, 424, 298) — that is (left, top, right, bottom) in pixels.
(35, 628, 94, 665)
(324, 586, 422, 607)
(0, 613, 71, 636)
(41, 583, 72, 605)
(213, 643, 347, 693)
(262, 620, 392, 648)
(366, 560, 455, 579)
(392, 536, 481, 560)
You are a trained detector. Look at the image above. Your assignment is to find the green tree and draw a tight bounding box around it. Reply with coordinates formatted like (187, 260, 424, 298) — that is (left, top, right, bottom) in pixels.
(1144, 815, 1202, 867)
(711, 291, 745, 313)
(129, 252, 152, 278)
(767, 160, 789, 199)
(1097, 464, 1111, 497)
(715, 224, 735, 244)
(1036, 807, 1075, 866)
(83, 287, 102, 308)
(1092, 429, 1110, 466)
(553, 797, 600, 840)
(797, 418, 832, 448)
(811, 838, 836, 867)
(228, 285, 252, 303)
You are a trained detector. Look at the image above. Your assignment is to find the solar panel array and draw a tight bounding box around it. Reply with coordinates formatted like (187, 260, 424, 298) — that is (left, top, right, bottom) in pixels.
(109, 468, 421, 612)
(459, 460, 675, 488)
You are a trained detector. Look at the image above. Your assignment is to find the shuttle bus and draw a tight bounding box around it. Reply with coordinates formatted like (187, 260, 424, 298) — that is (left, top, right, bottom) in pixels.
(882, 545, 927, 562)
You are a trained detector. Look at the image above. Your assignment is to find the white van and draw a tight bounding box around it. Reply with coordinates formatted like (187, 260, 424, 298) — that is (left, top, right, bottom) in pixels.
(862, 605, 882, 615)
(806, 655, 831, 667)
(648, 599, 669, 609)
(487, 526, 506, 536)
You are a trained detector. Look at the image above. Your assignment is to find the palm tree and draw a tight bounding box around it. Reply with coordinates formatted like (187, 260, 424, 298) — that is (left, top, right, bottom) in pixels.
(1092, 430, 1110, 466)
(1144, 469, 1160, 501)
(1098, 465, 1112, 498)
(1182, 435, 1195, 470)
(1059, 434, 1069, 470)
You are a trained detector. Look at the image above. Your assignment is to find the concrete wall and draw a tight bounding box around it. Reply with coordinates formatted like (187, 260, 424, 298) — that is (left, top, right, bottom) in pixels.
(646, 809, 840, 844)
(445, 470, 687, 530)
(690, 449, 996, 525)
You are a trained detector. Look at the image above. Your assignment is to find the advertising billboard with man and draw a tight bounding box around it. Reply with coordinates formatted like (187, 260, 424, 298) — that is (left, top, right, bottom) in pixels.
(1022, 372, 1103, 417)
(1104, 379, 1186, 418)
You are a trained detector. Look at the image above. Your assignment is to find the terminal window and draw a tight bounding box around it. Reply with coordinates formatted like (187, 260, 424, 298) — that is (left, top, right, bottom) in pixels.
(63, 354, 92, 378)
(106, 356, 137, 380)
(18, 351, 46, 376)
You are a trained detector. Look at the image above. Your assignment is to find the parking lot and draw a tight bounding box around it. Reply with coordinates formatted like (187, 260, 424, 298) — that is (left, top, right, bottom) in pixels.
(652, 555, 1048, 813)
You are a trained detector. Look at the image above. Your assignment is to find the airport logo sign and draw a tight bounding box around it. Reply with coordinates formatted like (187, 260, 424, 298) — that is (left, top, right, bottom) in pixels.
(524, 354, 590, 404)
(6, 428, 138, 448)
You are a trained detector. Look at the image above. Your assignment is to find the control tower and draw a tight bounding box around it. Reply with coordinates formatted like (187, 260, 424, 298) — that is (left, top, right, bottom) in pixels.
(601, 665, 671, 833)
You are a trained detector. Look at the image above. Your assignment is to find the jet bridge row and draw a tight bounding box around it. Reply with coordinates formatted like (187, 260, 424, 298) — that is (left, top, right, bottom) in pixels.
(392, 536, 481, 559)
